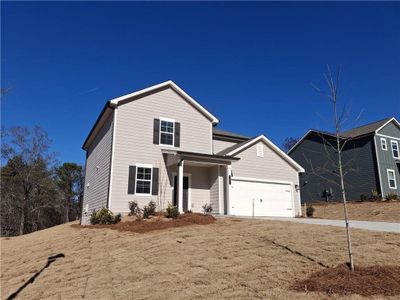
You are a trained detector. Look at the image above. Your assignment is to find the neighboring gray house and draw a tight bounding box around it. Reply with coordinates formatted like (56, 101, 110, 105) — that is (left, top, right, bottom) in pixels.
(288, 117, 400, 202)
(81, 81, 304, 224)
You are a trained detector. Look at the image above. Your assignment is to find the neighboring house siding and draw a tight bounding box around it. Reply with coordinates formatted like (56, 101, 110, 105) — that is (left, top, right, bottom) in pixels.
(213, 139, 238, 154)
(375, 122, 400, 197)
(110, 88, 213, 213)
(231, 141, 301, 215)
(289, 133, 380, 202)
(82, 112, 114, 221)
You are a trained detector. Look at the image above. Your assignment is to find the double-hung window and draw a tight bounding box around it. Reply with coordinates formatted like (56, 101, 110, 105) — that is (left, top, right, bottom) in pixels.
(160, 119, 174, 146)
(381, 138, 387, 151)
(136, 166, 152, 194)
(391, 140, 399, 159)
(387, 169, 397, 189)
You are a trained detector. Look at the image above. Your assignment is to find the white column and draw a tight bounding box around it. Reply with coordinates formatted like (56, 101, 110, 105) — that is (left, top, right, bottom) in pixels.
(226, 165, 231, 215)
(178, 160, 184, 213)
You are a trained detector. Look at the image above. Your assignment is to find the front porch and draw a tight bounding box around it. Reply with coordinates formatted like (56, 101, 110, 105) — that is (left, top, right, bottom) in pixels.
(163, 150, 239, 214)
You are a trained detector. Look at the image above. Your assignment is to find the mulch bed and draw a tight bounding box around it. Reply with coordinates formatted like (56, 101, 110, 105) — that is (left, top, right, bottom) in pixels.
(71, 213, 215, 233)
(293, 264, 400, 296)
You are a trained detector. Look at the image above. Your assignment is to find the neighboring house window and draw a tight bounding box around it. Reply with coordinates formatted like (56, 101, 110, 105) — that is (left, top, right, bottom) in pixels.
(387, 169, 397, 189)
(256, 144, 264, 157)
(136, 166, 152, 194)
(160, 119, 174, 146)
(381, 138, 387, 151)
(391, 140, 399, 159)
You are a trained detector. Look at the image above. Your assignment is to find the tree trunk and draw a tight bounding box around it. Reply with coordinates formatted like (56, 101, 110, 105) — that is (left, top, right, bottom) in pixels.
(19, 212, 25, 236)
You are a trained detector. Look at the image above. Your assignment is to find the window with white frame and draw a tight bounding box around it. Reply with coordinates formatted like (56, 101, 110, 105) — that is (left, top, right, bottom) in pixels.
(391, 140, 399, 159)
(136, 166, 152, 194)
(387, 169, 397, 189)
(256, 143, 264, 157)
(381, 138, 387, 151)
(160, 119, 174, 146)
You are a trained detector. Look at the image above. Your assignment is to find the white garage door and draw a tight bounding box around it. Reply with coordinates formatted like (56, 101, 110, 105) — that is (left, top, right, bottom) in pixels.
(230, 179, 294, 217)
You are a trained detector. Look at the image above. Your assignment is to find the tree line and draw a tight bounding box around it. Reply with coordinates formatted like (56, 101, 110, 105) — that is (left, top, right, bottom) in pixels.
(1, 126, 84, 237)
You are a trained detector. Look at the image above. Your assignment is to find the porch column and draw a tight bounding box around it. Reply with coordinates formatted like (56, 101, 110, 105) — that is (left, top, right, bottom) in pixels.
(225, 165, 231, 215)
(178, 160, 184, 213)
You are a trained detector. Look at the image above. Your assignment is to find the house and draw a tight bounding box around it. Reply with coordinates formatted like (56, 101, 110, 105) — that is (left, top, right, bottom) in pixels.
(81, 81, 304, 224)
(288, 117, 400, 202)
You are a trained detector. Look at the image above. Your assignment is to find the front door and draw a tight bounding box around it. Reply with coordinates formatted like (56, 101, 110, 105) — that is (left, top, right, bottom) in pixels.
(173, 176, 189, 211)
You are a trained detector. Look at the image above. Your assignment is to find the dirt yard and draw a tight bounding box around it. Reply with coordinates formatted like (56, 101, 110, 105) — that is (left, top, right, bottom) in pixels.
(1, 218, 399, 299)
(304, 201, 400, 222)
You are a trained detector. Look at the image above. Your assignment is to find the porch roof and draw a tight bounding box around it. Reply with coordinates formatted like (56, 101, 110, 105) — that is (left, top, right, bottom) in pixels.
(162, 149, 239, 167)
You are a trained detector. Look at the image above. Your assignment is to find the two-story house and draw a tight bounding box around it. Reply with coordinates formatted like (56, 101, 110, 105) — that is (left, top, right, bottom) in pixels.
(81, 81, 304, 224)
(288, 117, 400, 202)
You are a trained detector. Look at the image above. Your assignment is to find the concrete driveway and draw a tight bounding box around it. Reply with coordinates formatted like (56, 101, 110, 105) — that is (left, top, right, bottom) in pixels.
(260, 217, 400, 233)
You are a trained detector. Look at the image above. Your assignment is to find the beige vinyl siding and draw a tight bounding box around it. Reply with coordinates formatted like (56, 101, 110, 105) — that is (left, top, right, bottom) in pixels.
(213, 139, 238, 154)
(184, 166, 211, 212)
(231, 141, 301, 216)
(82, 112, 114, 222)
(209, 166, 220, 213)
(110, 88, 213, 213)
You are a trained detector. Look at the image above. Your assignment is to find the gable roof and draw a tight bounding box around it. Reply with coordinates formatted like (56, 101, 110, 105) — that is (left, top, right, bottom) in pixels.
(82, 81, 219, 150)
(212, 128, 250, 141)
(342, 117, 394, 138)
(287, 117, 399, 155)
(109, 80, 219, 124)
(219, 135, 305, 172)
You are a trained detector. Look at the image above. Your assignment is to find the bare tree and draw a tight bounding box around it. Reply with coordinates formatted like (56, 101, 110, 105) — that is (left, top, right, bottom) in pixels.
(283, 137, 300, 152)
(311, 66, 356, 271)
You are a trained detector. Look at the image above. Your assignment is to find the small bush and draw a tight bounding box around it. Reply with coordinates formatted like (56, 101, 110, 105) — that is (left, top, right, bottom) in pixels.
(202, 203, 213, 215)
(370, 190, 381, 201)
(128, 201, 141, 216)
(385, 193, 398, 201)
(359, 194, 367, 201)
(166, 203, 179, 219)
(143, 201, 157, 219)
(306, 205, 315, 217)
(90, 208, 120, 225)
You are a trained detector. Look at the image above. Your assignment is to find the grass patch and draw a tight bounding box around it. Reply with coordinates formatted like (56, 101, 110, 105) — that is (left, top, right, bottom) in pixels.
(72, 212, 215, 233)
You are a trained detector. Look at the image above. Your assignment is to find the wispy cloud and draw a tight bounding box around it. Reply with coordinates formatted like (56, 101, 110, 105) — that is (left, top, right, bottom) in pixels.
(73, 87, 99, 96)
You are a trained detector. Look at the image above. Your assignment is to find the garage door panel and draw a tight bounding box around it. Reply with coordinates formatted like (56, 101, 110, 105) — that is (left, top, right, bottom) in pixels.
(230, 179, 293, 217)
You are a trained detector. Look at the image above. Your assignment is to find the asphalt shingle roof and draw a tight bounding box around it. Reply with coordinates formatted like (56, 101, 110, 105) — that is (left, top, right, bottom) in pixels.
(212, 128, 250, 140)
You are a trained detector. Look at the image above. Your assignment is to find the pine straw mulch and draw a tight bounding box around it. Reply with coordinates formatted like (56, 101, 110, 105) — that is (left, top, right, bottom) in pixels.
(71, 213, 215, 233)
(292, 264, 400, 297)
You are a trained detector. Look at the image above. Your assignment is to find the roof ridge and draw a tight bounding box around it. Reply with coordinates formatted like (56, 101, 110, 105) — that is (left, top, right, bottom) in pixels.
(342, 117, 392, 133)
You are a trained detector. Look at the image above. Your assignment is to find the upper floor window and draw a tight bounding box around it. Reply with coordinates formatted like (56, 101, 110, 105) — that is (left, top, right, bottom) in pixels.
(256, 143, 264, 157)
(391, 140, 399, 159)
(387, 169, 397, 189)
(381, 138, 387, 151)
(160, 119, 174, 146)
(136, 166, 152, 194)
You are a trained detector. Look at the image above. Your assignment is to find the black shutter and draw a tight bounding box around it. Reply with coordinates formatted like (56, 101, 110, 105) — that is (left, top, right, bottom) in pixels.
(153, 119, 160, 144)
(152, 168, 159, 195)
(174, 122, 180, 147)
(128, 166, 136, 194)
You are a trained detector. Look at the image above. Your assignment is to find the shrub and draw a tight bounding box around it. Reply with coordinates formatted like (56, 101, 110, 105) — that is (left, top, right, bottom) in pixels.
(143, 201, 157, 219)
(90, 208, 121, 225)
(128, 201, 141, 216)
(166, 203, 179, 219)
(359, 194, 367, 201)
(202, 203, 213, 215)
(385, 193, 398, 201)
(306, 205, 315, 217)
(370, 190, 381, 201)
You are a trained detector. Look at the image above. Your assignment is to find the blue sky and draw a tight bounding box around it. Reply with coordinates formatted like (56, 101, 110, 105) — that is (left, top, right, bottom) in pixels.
(2, 2, 399, 165)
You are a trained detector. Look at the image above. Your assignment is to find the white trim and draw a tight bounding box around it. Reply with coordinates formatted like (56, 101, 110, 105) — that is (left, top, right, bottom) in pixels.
(171, 172, 192, 211)
(373, 136, 384, 197)
(387, 169, 397, 189)
(380, 137, 388, 151)
(390, 140, 399, 159)
(218, 166, 222, 215)
(376, 133, 400, 141)
(108, 108, 117, 210)
(159, 117, 175, 147)
(232, 176, 293, 185)
(227, 135, 305, 173)
(210, 123, 213, 154)
(374, 117, 400, 134)
(109, 80, 219, 124)
(134, 164, 153, 196)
